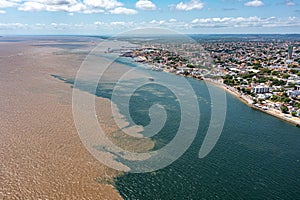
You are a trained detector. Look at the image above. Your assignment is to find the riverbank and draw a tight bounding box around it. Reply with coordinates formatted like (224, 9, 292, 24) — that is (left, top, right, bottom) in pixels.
(203, 78, 300, 127)
(134, 59, 300, 127)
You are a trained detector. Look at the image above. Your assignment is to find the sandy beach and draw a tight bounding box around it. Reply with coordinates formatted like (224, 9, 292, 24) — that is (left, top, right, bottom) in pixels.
(203, 78, 300, 127)
(0, 38, 132, 199)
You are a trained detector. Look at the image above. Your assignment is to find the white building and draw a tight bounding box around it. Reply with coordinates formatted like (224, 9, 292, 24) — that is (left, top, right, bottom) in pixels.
(252, 84, 270, 94)
(287, 86, 300, 98)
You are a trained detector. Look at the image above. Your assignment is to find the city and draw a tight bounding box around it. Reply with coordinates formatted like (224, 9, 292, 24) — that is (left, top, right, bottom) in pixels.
(121, 37, 300, 125)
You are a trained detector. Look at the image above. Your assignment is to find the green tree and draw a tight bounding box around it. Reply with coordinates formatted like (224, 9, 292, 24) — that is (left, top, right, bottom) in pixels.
(281, 105, 289, 114)
(271, 71, 280, 76)
(282, 74, 290, 79)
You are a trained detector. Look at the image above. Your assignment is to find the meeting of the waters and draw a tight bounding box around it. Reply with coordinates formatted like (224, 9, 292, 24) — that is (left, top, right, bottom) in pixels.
(2, 0, 300, 198)
(66, 52, 300, 199)
(111, 57, 300, 200)
(1, 35, 300, 199)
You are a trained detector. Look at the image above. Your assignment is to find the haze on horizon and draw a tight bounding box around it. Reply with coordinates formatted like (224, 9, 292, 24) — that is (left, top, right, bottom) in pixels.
(0, 0, 300, 35)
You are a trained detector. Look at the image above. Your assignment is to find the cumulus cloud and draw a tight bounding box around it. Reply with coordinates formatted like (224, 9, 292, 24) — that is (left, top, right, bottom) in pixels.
(0, 22, 28, 29)
(109, 7, 137, 14)
(94, 21, 104, 26)
(83, 0, 122, 9)
(82, 9, 104, 14)
(135, 0, 157, 10)
(244, 0, 264, 7)
(190, 16, 300, 28)
(18, 0, 87, 12)
(1, 16, 299, 33)
(0, 0, 20, 8)
(110, 21, 133, 26)
(19, 2, 45, 11)
(149, 19, 165, 25)
(175, 0, 204, 11)
(285, 0, 296, 6)
(14, 0, 131, 14)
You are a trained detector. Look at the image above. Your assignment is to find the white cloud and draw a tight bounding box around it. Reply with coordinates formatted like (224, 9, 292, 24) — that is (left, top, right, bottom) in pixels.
(285, 0, 296, 6)
(109, 21, 136, 28)
(19, 2, 45, 11)
(94, 21, 104, 26)
(35, 23, 45, 27)
(1, 16, 299, 33)
(0, 0, 20, 8)
(83, 9, 104, 14)
(83, 0, 122, 9)
(35, 0, 77, 5)
(135, 0, 156, 10)
(109, 7, 138, 14)
(50, 22, 71, 29)
(0, 22, 28, 29)
(149, 19, 165, 25)
(175, 0, 204, 11)
(68, 3, 86, 12)
(0, 9, 6, 13)
(110, 21, 127, 26)
(244, 0, 264, 7)
(17, 0, 126, 13)
(190, 16, 300, 28)
(18, 0, 86, 12)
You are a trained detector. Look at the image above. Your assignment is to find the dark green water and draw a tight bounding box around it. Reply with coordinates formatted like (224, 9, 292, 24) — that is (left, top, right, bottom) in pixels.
(55, 57, 300, 199)
(110, 59, 300, 200)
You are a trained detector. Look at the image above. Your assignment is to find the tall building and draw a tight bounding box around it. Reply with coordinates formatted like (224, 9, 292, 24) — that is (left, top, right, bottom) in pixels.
(252, 84, 270, 94)
(288, 45, 293, 60)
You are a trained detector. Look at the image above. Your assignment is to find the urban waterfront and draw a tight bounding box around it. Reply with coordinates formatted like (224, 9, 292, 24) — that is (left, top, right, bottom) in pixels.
(94, 57, 300, 199)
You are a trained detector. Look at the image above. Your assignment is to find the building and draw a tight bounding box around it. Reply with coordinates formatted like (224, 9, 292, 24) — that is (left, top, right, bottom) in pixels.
(288, 45, 293, 60)
(252, 84, 270, 94)
(287, 90, 300, 98)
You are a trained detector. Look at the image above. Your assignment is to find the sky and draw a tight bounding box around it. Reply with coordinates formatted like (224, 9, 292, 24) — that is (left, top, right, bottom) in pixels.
(0, 0, 300, 35)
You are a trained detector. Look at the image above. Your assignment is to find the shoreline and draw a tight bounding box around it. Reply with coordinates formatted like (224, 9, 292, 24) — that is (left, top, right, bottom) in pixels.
(127, 56, 300, 127)
(203, 78, 300, 127)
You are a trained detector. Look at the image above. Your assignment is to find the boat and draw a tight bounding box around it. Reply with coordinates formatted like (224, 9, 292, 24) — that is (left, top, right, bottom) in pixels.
(148, 77, 154, 81)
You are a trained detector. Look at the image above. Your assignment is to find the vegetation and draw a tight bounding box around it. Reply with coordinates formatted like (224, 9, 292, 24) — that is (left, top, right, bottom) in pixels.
(270, 79, 286, 86)
(281, 105, 289, 114)
(291, 111, 297, 117)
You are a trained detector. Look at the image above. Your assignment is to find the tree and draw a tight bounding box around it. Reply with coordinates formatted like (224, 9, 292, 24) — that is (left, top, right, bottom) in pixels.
(187, 64, 195, 68)
(271, 71, 280, 76)
(290, 69, 299, 74)
(271, 95, 280, 102)
(281, 105, 289, 114)
(271, 79, 286, 86)
(282, 74, 290, 79)
(294, 102, 300, 109)
(291, 111, 297, 117)
(258, 98, 264, 103)
(245, 88, 252, 95)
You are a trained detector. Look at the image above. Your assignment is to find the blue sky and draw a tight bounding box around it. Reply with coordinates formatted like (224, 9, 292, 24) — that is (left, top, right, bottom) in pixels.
(0, 0, 299, 35)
